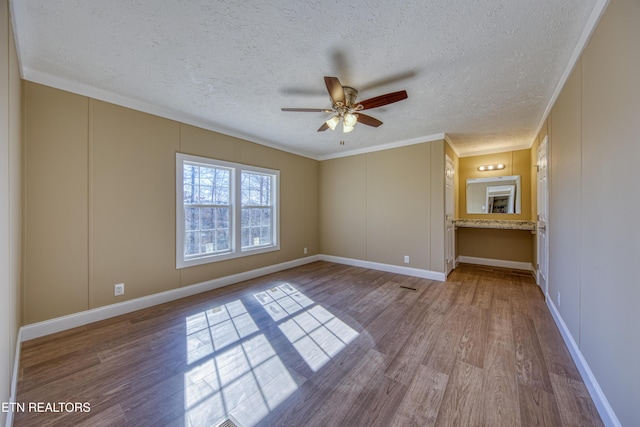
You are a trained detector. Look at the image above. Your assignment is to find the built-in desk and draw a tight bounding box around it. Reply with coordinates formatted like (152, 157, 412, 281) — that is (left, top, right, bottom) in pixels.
(454, 219, 536, 231)
(454, 219, 536, 271)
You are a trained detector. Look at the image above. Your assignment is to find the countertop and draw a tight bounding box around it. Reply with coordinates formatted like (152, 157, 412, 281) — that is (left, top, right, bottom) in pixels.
(454, 219, 536, 231)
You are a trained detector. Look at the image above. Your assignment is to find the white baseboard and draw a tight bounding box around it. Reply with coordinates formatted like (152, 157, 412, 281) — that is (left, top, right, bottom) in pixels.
(19, 254, 446, 342)
(5, 328, 22, 427)
(20, 255, 321, 342)
(9, 254, 440, 425)
(457, 255, 533, 272)
(546, 297, 621, 427)
(319, 255, 447, 282)
(12, 253, 620, 427)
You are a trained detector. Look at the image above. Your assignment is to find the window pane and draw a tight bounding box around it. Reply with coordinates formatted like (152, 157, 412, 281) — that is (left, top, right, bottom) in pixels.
(199, 168, 214, 186)
(216, 230, 230, 251)
(183, 165, 199, 185)
(213, 169, 230, 204)
(184, 164, 231, 206)
(200, 231, 214, 254)
(260, 226, 271, 244)
(185, 208, 199, 231)
(261, 208, 271, 226)
(217, 207, 229, 229)
(241, 227, 250, 248)
(198, 185, 213, 204)
(241, 208, 250, 227)
(240, 206, 273, 249)
(183, 185, 196, 204)
(200, 208, 214, 230)
(213, 187, 229, 205)
(241, 172, 272, 206)
(185, 231, 199, 256)
(250, 209, 261, 227)
(250, 227, 260, 246)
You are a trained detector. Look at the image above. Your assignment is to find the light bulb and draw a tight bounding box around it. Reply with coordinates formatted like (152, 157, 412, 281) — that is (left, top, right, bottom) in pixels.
(342, 123, 354, 133)
(326, 115, 340, 130)
(343, 113, 357, 127)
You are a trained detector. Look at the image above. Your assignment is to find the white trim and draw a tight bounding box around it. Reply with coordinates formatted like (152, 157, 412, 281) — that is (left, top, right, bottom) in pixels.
(444, 134, 461, 158)
(5, 328, 22, 427)
(457, 255, 533, 272)
(319, 255, 447, 282)
(20, 256, 320, 341)
(530, 0, 610, 148)
(318, 133, 446, 161)
(19, 254, 448, 341)
(11, 251, 620, 427)
(176, 153, 281, 269)
(19, 68, 449, 163)
(19, 69, 320, 161)
(546, 298, 621, 427)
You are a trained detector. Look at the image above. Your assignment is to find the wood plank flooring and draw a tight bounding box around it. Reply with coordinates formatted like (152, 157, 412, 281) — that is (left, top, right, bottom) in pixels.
(14, 262, 603, 426)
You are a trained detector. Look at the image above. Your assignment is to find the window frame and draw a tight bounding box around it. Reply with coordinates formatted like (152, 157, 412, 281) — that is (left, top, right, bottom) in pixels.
(176, 153, 280, 269)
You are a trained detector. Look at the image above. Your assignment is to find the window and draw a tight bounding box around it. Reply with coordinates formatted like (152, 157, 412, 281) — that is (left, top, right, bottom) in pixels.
(177, 153, 279, 268)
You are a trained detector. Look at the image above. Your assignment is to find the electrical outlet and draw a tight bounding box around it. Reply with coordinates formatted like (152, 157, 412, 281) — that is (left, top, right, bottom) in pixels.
(556, 291, 561, 307)
(303, 247, 308, 255)
(404, 255, 410, 264)
(114, 283, 125, 296)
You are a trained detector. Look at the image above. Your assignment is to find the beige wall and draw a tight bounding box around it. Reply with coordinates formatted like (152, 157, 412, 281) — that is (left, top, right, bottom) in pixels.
(0, 1, 22, 424)
(23, 83, 319, 323)
(547, 0, 640, 424)
(24, 84, 90, 321)
(456, 228, 533, 263)
(548, 65, 581, 338)
(319, 141, 446, 273)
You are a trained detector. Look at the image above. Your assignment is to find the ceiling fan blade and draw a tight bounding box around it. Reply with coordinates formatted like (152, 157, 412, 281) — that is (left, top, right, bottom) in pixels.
(281, 108, 333, 112)
(317, 122, 329, 132)
(356, 113, 383, 127)
(324, 76, 345, 105)
(358, 90, 408, 110)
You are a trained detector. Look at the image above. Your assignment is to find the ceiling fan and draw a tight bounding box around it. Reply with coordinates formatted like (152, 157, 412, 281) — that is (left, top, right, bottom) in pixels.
(281, 76, 408, 133)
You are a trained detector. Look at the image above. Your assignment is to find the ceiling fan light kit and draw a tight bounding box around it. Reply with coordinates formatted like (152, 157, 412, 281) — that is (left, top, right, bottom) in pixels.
(282, 76, 408, 134)
(326, 115, 340, 130)
(343, 112, 358, 127)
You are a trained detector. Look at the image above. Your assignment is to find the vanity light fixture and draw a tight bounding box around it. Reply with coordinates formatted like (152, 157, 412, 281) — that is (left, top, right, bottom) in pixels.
(478, 163, 505, 172)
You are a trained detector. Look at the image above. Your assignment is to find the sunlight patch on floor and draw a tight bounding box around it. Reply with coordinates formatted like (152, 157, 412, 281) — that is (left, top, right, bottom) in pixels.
(255, 284, 359, 372)
(183, 283, 357, 426)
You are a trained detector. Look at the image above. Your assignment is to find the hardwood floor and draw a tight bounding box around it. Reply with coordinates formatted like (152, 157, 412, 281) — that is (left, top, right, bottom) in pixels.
(14, 262, 603, 426)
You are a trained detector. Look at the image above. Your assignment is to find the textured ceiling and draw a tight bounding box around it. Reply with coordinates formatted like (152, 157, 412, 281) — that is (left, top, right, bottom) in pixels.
(11, 0, 604, 159)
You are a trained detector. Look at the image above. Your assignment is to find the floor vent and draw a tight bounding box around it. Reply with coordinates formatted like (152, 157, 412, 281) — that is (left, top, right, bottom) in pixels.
(217, 418, 240, 427)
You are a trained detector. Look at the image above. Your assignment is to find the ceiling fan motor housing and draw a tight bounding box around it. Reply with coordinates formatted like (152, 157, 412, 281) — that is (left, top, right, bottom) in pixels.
(341, 86, 358, 108)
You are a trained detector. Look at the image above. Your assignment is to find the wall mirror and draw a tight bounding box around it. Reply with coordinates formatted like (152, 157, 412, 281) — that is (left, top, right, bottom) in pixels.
(466, 175, 521, 214)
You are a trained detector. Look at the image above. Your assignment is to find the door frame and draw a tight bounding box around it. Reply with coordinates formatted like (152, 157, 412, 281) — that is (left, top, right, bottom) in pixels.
(445, 154, 455, 276)
(536, 135, 549, 295)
